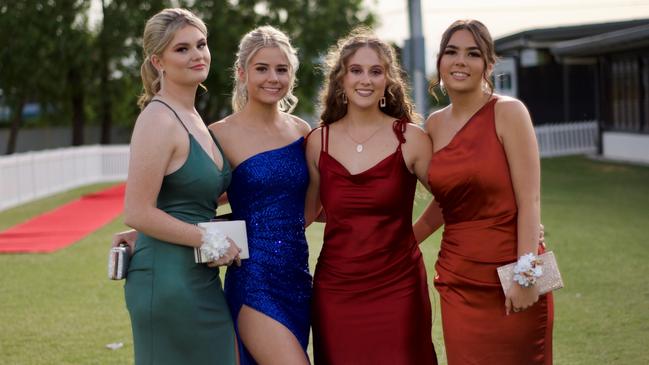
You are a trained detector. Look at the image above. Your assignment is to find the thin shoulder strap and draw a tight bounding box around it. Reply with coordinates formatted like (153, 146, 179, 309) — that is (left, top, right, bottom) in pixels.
(150, 99, 190, 133)
(322, 125, 329, 153)
(208, 129, 226, 155)
(392, 118, 407, 151)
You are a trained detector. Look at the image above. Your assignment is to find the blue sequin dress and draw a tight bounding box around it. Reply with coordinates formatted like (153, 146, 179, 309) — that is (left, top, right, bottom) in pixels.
(224, 137, 312, 364)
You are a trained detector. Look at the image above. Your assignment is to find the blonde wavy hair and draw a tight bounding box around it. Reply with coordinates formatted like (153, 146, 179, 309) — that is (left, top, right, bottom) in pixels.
(137, 8, 208, 110)
(231, 25, 299, 113)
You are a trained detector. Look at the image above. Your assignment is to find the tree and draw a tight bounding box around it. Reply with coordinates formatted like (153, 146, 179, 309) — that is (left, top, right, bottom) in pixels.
(0, 1, 50, 154)
(1, 0, 375, 154)
(94, 0, 167, 144)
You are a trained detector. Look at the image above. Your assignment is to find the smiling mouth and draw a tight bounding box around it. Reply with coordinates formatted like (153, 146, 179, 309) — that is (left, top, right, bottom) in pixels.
(355, 89, 374, 97)
(450, 71, 470, 78)
(262, 87, 282, 93)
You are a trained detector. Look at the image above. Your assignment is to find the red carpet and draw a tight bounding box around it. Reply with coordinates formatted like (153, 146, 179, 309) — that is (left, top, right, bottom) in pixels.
(0, 184, 125, 253)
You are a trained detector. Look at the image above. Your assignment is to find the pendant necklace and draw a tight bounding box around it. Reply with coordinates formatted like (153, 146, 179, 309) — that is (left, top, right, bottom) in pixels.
(345, 121, 384, 153)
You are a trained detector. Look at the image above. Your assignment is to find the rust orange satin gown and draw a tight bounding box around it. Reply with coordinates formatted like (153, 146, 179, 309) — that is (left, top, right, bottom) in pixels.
(312, 121, 437, 365)
(428, 98, 553, 365)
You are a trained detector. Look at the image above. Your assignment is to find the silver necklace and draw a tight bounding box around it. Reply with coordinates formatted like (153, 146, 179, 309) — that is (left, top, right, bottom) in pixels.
(345, 122, 384, 153)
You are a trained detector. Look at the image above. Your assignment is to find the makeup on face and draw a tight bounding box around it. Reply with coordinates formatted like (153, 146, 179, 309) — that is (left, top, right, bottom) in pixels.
(342, 47, 387, 108)
(245, 47, 292, 104)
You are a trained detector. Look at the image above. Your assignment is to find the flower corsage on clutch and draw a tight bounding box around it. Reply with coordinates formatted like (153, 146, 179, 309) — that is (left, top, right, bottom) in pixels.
(497, 251, 563, 295)
(194, 226, 230, 264)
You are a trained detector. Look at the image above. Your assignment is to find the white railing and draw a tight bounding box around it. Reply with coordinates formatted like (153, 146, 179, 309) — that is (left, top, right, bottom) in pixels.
(536, 121, 599, 157)
(0, 121, 601, 211)
(0, 145, 129, 211)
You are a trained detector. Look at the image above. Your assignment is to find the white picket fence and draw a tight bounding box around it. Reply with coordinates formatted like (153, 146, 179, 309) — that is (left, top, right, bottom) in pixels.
(0, 121, 600, 211)
(0, 145, 129, 211)
(536, 121, 599, 157)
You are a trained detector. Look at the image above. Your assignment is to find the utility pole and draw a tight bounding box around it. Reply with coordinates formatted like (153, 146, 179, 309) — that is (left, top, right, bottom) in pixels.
(407, 0, 428, 118)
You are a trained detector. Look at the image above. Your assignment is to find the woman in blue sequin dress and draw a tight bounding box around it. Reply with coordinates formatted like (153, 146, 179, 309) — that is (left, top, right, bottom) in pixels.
(208, 26, 312, 365)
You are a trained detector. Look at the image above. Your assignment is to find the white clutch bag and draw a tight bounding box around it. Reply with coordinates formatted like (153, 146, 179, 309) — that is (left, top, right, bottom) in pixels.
(497, 251, 564, 295)
(194, 220, 249, 263)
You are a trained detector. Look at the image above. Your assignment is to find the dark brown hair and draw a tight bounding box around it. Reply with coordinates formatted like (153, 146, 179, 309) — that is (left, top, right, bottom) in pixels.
(319, 27, 417, 125)
(429, 19, 498, 100)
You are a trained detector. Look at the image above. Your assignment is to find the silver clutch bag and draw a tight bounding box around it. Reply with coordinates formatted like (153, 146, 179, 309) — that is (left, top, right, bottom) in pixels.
(108, 244, 131, 280)
(497, 251, 564, 295)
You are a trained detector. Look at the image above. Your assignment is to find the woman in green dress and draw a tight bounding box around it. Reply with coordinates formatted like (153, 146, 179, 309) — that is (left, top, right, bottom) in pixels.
(121, 8, 241, 365)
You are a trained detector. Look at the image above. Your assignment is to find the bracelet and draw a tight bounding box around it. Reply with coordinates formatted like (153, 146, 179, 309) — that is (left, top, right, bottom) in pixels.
(198, 226, 230, 262)
(513, 253, 544, 288)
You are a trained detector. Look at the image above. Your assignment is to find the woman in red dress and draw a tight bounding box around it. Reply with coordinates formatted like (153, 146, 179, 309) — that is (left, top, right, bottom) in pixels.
(304, 28, 438, 364)
(416, 20, 553, 364)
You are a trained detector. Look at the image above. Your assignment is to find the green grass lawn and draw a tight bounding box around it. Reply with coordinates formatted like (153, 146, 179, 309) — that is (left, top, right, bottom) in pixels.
(0, 156, 647, 364)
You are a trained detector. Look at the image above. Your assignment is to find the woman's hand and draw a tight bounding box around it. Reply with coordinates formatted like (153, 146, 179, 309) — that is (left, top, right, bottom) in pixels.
(505, 283, 540, 315)
(112, 229, 138, 253)
(207, 239, 242, 267)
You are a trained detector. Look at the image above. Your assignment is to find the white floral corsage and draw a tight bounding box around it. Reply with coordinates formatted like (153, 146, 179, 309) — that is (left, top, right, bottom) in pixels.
(513, 253, 544, 288)
(198, 226, 230, 262)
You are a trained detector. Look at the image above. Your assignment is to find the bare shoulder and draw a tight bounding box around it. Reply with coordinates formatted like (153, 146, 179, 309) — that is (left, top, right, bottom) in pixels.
(494, 95, 534, 139)
(208, 114, 241, 140)
(425, 106, 450, 133)
(134, 102, 180, 136)
(494, 95, 530, 121)
(304, 125, 323, 150)
(403, 122, 430, 142)
(285, 113, 313, 136)
(402, 122, 432, 160)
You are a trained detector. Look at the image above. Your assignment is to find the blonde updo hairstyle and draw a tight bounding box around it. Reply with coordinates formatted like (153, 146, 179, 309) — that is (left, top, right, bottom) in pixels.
(231, 25, 300, 113)
(138, 8, 208, 109)
(319, 27, 417, 125)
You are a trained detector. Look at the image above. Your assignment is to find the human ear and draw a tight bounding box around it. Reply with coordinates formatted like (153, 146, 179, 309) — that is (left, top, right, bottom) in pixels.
(151, 54, 164, 74)
(237, 66, 246, 82)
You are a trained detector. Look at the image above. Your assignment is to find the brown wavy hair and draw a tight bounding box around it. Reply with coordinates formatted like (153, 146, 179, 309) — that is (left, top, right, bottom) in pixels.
(429, 19, 498, 100)
(319, 27, 417, 125)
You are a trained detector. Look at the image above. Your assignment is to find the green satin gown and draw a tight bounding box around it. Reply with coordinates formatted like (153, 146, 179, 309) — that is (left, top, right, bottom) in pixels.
(124, 100, 236, 365)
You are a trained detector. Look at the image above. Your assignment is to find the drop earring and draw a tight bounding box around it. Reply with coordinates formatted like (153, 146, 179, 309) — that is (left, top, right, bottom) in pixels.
(379, 96, 386, 108)
(159, 69, 165, 90)
(342, 93, 347, 104)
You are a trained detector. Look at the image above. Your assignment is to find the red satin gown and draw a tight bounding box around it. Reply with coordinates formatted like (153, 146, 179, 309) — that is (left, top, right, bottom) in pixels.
(428, 98, 553, 364)
(312, 121, 437, 365)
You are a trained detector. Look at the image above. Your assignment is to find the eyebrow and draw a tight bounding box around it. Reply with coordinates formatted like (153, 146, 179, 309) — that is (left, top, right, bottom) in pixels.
(171, 38, 207, 48)
(445, 44, 481, 51)
(253, 62, 289, 67)
(348, 63, 384, 68)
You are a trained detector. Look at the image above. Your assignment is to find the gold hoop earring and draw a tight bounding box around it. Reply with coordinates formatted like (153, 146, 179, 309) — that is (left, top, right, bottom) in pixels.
(379, 96, 386, 108)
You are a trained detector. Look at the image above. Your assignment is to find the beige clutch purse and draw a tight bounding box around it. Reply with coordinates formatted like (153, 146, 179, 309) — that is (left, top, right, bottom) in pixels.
(497, 251, 564, 295)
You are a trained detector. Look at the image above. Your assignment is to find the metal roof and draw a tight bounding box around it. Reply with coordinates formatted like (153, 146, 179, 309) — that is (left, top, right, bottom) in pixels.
(551, 24, 649, 56)
(495, 18, 649, 54)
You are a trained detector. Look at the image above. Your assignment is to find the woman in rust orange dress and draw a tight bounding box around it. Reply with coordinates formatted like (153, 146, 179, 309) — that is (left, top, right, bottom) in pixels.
(415, 20, 553, 364)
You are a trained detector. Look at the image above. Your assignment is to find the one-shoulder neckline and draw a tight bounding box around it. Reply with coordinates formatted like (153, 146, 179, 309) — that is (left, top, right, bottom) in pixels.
(432, 97, 497, 157)
(233, 137, 304, 173)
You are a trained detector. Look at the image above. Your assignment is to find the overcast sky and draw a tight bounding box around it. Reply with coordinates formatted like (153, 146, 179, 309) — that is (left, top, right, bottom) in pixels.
(365, 0, 649, 73)
(89, 0, 649, 74)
